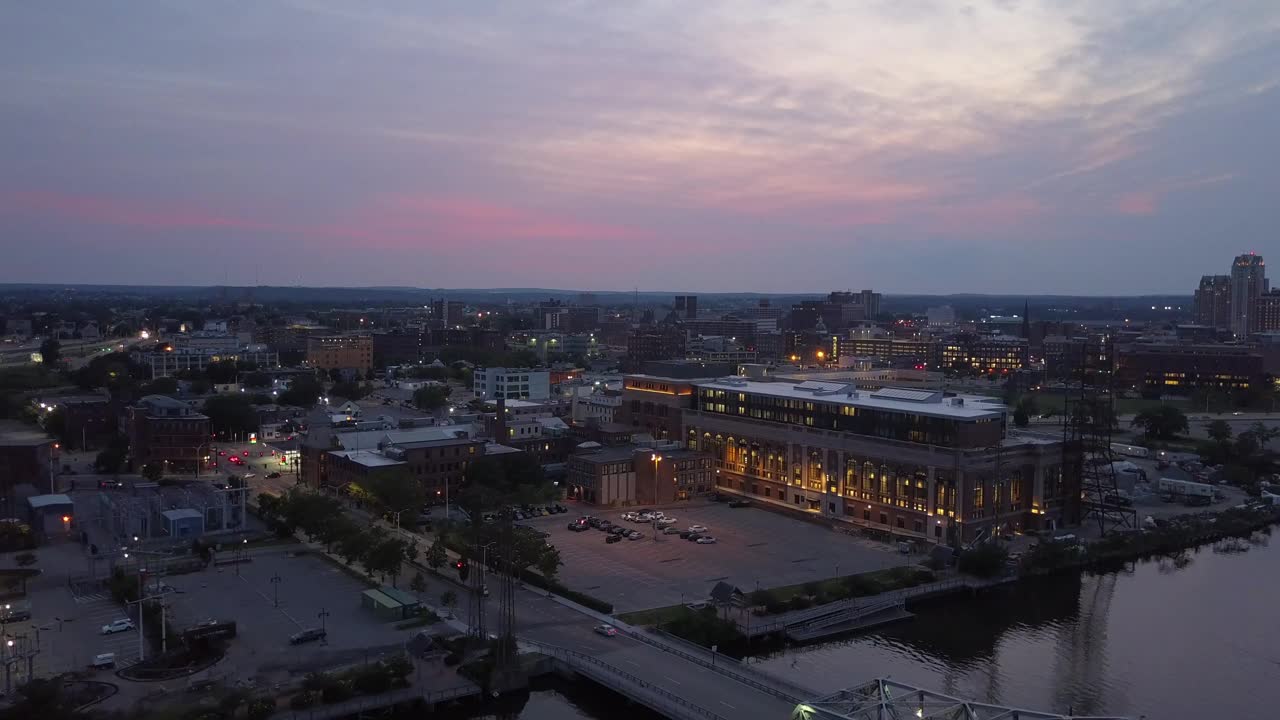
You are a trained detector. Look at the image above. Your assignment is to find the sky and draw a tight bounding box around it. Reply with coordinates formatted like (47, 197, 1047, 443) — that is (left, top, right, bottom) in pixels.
(2, 1, 1279, 294)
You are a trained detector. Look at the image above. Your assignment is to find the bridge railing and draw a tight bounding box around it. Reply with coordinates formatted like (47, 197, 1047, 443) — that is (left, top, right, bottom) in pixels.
(788, 596, 904, 634)
(625, 628, 810, 704)
(522, 640, 729, 720)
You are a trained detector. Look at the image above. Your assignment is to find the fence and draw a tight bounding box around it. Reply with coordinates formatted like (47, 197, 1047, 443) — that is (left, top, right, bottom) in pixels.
(280, 683, 476, 720)
(632, 628, 812, 704)
(523, 640, 729, 720)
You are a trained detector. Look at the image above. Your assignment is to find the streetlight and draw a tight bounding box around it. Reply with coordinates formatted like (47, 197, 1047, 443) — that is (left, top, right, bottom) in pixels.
(270, 573, 282, 608)
(318, 608, 329, 644)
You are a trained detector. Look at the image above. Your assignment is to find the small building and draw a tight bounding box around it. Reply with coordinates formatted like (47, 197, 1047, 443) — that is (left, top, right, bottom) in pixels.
(162, 508, 205, 538)
(25, 494, 74, 538)
(361, 586, 421, 621)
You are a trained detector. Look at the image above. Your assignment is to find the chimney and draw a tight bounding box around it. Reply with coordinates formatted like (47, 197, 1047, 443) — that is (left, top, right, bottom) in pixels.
(495, 397, 508, 443)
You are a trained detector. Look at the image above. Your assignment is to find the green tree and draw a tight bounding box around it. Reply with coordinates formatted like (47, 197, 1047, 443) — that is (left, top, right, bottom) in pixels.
(1206, 419, 1233, 443)
(1012, 404, 1030, 428)
(38, 338, 61, 366)
(142, 462, 165, 482)
(363, 469, 425, 515)
(139, 376, 179, 396)
(1130, 406, 1188, 441)
(279, 374, 325, 407)
(329, 381, 369, 401)
(243, 371, 272, 389)
(1248, 421, 1279, 449)
(95, 443, 128, 475)
(205, 360, 240, 384)
(425, 539, 447, 570)
(337, 527, 376, 567)
(440, 589, 457, 611)
(535, 545, 562, 582)
(958, 542, 1009, 578)
(409, 572, 427, 600)
(366, 536, 408, 586)
(412, 385, 451, 411)
(204, 394, 259, 438)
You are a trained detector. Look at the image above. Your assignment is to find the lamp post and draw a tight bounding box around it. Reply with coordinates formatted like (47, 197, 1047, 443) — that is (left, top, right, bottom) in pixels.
(270, 573, 282, 608)
(318, 608, 329, 645)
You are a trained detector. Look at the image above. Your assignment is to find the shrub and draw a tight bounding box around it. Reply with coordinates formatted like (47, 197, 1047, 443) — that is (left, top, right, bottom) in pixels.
(289, 691, 316, 710)
(321, 681, 352, 704)
(844, 575, 882, 597)
(247, 697, 275, 720)
(786, 595, 813, 611)
(444, 653, 461, 667)
(14, 552, 36, 567)
(352, 665, 391, 695)
(958, 543, 1009, 578)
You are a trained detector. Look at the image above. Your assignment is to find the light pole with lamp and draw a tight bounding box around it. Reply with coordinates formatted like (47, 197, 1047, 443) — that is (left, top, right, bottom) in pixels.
(318, 608, 329, 644)
(270, 573, 282, 608)
(236, 538, 248, 576)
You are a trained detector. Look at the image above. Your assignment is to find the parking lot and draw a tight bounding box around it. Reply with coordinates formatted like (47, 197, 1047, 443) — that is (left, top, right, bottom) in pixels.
(522, 501, 910, 612)
(158, 549, 413, 678)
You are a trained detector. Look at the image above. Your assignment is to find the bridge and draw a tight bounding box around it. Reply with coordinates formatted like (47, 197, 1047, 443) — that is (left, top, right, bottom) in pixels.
(791, 678, 1131, 719)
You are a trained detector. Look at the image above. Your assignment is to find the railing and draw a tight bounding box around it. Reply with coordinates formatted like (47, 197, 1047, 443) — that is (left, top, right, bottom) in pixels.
(523, 640, 729, 720)
(638, 628, 814, 703)
(279, 684, 476, 720)
(746, 576, 974, 635)
(788, 596, 903, 634)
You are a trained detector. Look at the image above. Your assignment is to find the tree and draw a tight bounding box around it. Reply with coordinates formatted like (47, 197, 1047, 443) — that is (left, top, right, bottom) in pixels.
(412, 385, 451, 412)
(205, 360, 240, 385)
(440, 590, 457, 611)
(535, 545, 562, 582)
(1206, 419, 1233, 443)
(95, 443, 128, 475)
(329, 381, 369, 401)
(279, 374, 324, 407)
(243, 371, 272, 389)
(425, 539, 447, 570)
(142, 462, 165, 482)
(958, 543, 1009, 578)
(366, 536, 408, 586)
(204, 394, 259, 438)
(336, 526, 376, 566)
(1012, 405, 1030, 428)
(1249, 421, 1279, 449)
(409, 572, 427, 600)
(139, 376, 179, 396)
(1130, 406, 1188, 441)
(363, 469, 425, 515)
(38, 338, 61, 366)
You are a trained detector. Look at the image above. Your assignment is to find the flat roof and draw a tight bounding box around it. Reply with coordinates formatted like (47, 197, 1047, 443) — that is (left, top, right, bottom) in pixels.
(330, 449, 406, 468)
(378, 586, 419, 606)
(573, 445, 643, 463)
(27, 494, 73, 509)
(693, 379, 1005, 420)
(161, 508, 203, 521)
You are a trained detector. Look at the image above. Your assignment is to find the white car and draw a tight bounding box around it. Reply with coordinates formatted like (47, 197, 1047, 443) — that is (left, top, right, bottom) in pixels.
(687, 525, 708, 533)
(621, 512, 636, 522)
(695, 536, 717, 544)
(593, 623, 618, 637)
(101, 619, 135, 635)
(627, 531, 644, 541)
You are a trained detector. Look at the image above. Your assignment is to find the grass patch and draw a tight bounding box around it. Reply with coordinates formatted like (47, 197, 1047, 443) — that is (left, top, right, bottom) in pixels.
(616, 604, 687, 627)
(394, 612, 439, 630)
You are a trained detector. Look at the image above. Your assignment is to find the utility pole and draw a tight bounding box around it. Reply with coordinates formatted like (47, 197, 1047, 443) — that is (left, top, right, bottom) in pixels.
(271, 574, 282, 608)
(318, 608, 329, 645)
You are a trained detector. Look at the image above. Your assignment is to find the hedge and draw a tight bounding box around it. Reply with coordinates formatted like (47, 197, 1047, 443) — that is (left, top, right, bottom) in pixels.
(516, 566, 613, 614)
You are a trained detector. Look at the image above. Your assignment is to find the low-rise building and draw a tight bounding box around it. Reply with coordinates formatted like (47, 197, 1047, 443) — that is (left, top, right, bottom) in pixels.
(566, 444, 637, 506)
(636, 447, 715, 504)
(306, 335, 373, 373)
(0, 431, 57, 502)
(473, 367, 551, 400)
(127, 395, 211, 473)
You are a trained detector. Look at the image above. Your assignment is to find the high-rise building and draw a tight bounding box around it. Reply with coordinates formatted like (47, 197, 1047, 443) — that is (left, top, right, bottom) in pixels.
(1231, 253, 1266, 335)
(1254, 291, 1280, 333)
(674, 295, 698, 319)
(1193, 275, 1232, 330)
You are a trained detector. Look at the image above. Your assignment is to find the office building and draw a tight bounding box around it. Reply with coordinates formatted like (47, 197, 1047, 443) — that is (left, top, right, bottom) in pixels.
(617, 374, 702, 440)
(1253, 291, 1280, 333)
(306, 335, 373, 373)
(566, 444, 637, 505)
(473, 367, 551, 400)
(683, 378, 1068, 544)
(141, 347, 279, 379)
(926, 306, 956, 327)
(625, 324, 687, 369)
(674, 295, 698, 319)
(636, 447, 715, 504)
(127, 395, 212, 473)
(939, 335, 1027, 373)
(1231, 253, 1267, 335)
(1193, 275, 1232, 330)
(1115, 342, 1261, 392)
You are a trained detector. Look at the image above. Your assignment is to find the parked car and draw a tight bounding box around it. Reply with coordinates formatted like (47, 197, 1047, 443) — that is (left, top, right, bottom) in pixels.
(593, 624, 618, 637)
(90, 653, 115, 669)
(609, 526, 627, 536)
(627, 531, 644, 540)
(695, 536, 717, 544)
(605, 534, 622, 544)
(621, 511, 636, 522)
(687, 525, 708, 533)
(101, 619, 134, 635)
(568, 521, 589, 532)
(678, 531, 694, 539)
(685, 533, 703, 542)
(656, 517, 676, 527)
(289, 628, 327, 645)
(662, 526, 682, 535)
(728, 500, 752, 508)
(266, 471, 281, 479)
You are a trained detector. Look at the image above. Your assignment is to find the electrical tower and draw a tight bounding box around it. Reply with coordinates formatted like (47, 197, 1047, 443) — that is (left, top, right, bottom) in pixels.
(1062, 334, 1136, 535)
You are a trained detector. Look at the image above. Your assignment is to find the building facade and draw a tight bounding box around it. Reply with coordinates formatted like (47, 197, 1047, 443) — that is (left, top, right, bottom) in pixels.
(616, 374, 701, 440)
(566, 445, 637, 505)
(682, 379, 1068, 544)
(306, 335, 373, 373)
(1231, 253, 1267, 336)
(1115, 342, 1262, 392)
(1194, 275, 1233, 330)
(127, 395, 212, 472)
(472, 367, 551, 400)
(636, 447, 715, 504)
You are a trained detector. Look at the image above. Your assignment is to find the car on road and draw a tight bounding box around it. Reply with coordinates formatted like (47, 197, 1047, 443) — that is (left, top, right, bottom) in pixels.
(605, 534, 622, 544)
(627, 531, 644, 540)
(593, 624, 618, 637)
(695, 536, 717, 544)
(101, 619, 134, 635)
(90, 653, 116, 669)
(687, 525, 708, 533)
(289, 628, 327, 645)
(266, 471, 281, 479)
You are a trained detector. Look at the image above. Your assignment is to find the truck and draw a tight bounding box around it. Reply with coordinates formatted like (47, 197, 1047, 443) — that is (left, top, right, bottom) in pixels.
(1111, 443, 1150, 459)
(1157, 477, 1214, 499)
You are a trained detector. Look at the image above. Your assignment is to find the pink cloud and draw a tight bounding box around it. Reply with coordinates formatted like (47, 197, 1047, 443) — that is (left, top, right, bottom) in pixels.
(923, 193, 1047, 233)
(1114, 191, 1158, 216)
(0, 190, 276, 232)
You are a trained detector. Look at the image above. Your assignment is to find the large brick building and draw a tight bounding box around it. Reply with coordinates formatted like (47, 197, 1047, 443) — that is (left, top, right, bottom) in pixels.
(127, 395, 211, 473)
(306, 335, 373, 373)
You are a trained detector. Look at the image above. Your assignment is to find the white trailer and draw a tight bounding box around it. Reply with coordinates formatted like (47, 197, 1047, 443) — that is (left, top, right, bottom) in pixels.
(1111, 443, 1150, 459)
(1157, 477, 1214, 498)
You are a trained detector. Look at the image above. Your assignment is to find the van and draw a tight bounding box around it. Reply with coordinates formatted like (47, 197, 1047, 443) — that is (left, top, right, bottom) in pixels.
(289, 628, 327, 645)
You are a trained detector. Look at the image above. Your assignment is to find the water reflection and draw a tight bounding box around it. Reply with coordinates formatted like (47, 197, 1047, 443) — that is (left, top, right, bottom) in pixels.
(751, 538, 1280, 720)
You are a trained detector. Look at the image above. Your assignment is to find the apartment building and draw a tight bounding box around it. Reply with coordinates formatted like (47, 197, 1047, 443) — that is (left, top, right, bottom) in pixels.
(127, 395, 212, 473)
(472, 367, 551, 401)
(306, 335, 373, 373)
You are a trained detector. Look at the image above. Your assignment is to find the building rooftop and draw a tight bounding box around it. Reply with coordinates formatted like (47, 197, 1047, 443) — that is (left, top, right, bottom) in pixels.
(161, 508, 203, 521)
(330, 449, 406, 468)
(572, 444, 645, 464)
(0, 431, 55, 447)
(27, 494, 73, 509)
(694, 378, 1006, 420)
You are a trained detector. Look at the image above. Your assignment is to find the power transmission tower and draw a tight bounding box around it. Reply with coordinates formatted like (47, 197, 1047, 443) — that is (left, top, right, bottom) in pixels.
(1062, 335, 1136, 535)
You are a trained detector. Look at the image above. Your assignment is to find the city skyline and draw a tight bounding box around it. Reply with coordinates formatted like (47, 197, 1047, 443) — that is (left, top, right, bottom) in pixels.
(3, 2, 1279, 293)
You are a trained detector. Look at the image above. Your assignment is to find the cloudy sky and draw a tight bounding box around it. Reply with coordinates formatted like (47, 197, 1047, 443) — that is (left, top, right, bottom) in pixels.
(2, 1, 1278, 293)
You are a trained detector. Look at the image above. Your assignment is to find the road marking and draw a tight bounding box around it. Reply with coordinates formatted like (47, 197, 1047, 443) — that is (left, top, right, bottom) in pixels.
(720, 701, 736, 709)
(624, 659, 640, 667)
(663, 675, 681, 685)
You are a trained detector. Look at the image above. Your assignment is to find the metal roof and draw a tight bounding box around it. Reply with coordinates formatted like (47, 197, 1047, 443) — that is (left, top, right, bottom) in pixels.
(794, 679, 1130, 720)
(27, 494, 73, 509)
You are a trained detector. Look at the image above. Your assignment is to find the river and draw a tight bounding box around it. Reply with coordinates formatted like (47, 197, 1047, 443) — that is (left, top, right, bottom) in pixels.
(473, 532, 1277, 720)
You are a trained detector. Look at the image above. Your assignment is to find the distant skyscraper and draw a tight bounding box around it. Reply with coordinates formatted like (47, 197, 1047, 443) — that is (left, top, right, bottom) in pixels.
(674, 295, 698, 319)
(1231, 253, 1266, 335)
(1193, 275, 1232, 330)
